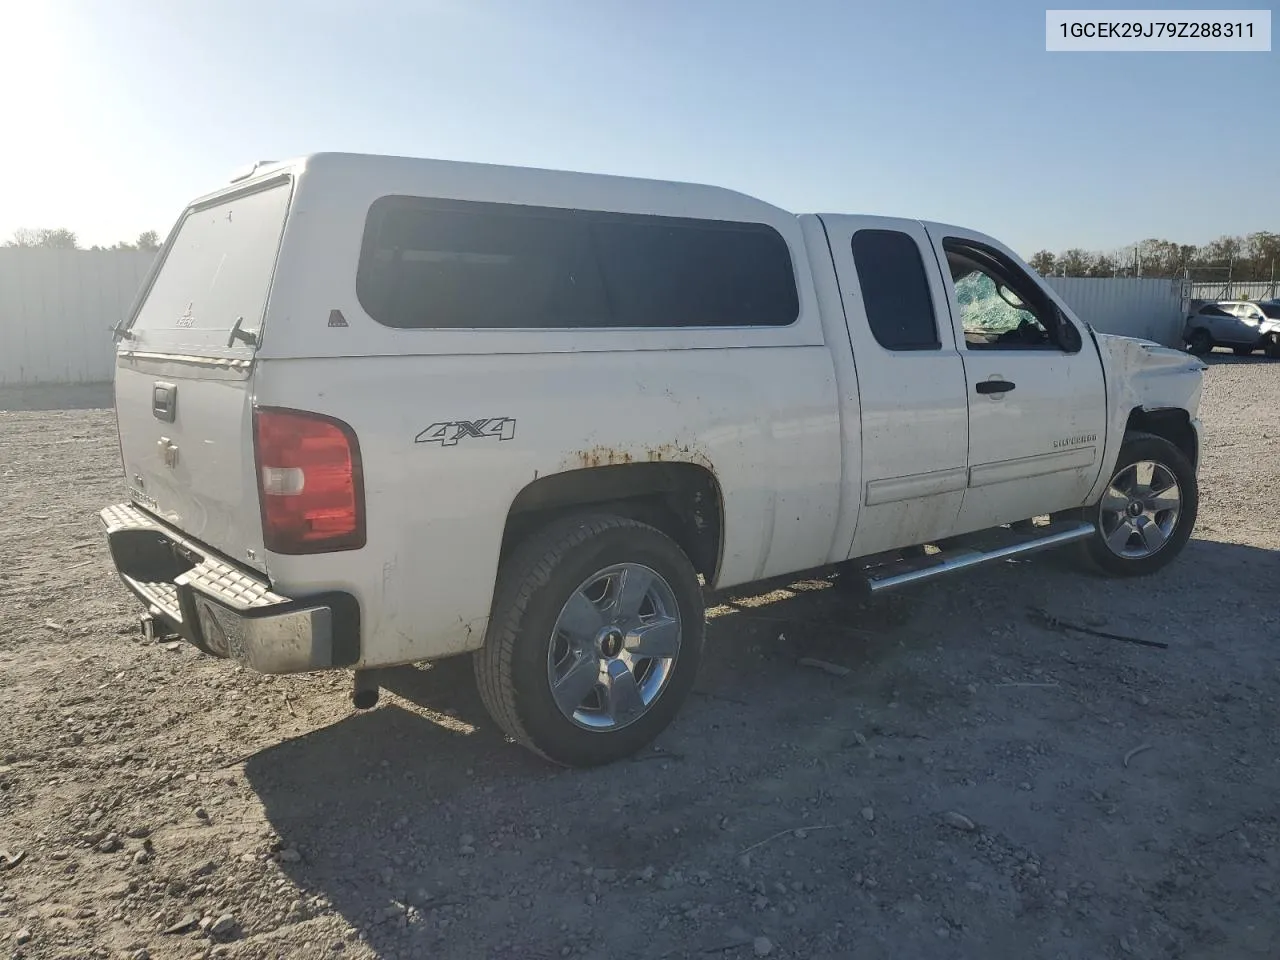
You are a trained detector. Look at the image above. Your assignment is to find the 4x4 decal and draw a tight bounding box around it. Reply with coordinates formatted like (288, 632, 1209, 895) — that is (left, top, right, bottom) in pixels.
(415, 418, 516, 446)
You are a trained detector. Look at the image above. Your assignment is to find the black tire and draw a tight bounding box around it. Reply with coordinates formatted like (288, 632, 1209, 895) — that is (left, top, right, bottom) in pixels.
(1266, 335, 1280, 360)
(1186, 329, 1213, 355)
(474, 513, 705, 767)
(1081, 432, 1197, 578)
(1233, 346, 1254, 357)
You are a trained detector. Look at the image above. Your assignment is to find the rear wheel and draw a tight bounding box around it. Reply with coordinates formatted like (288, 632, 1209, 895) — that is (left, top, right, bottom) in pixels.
(1082, 432, 1197, 577)
(1186, 329, 1213, 355)
(474, 514, 704, 767)
(1233, 346, 1254, 357)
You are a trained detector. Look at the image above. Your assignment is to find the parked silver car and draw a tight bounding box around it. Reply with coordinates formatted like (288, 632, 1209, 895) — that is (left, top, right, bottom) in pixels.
(1184, 300, 1280, 358)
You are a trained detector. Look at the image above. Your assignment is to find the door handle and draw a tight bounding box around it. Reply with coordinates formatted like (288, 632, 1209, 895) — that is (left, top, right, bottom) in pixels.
(975, 379, 1016, 395)
(152, 381, 177, 422)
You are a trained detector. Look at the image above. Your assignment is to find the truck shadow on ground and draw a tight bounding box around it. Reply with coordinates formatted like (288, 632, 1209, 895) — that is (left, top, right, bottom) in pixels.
(238, 575, 928, 954)
(241, 536, 1276, 957)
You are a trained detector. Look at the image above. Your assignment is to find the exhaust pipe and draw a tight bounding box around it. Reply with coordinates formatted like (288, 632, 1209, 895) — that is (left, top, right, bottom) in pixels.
(351, 669, 380, 710)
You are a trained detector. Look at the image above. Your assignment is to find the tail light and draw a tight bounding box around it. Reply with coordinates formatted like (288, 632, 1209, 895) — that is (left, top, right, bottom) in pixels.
(253, 407, 365, 554)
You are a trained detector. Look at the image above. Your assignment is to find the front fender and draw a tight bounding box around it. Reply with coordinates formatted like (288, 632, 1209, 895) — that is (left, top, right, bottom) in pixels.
(1085, 334, 1206, 504)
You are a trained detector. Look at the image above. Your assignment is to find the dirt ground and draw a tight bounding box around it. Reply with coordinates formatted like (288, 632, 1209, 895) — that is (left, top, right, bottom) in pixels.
(1, 355, 1277, 960)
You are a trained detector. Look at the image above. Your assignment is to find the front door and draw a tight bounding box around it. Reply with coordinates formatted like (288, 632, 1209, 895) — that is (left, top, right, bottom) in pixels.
(1223, 303, 1262, 345)
(923, 225, 1108, 533)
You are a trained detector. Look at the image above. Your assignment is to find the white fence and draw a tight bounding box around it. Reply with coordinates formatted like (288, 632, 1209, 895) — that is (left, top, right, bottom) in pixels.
(0, 249, 155, 385)
(1189, 280, 1279, 303)
(1045, 277, 1187, 347)
(0, 252, 1190, 387)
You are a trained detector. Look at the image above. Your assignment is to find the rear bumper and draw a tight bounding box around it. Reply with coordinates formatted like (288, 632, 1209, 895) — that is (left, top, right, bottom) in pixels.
(100, 503, 359, 673)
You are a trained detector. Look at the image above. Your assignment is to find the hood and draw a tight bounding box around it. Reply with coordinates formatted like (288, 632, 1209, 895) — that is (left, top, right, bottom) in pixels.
(1094, 332, 1206, 371)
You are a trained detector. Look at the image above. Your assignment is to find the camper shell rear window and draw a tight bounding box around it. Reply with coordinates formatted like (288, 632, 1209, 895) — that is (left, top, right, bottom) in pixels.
(128, 178, 293, 351)
(355, 196, 799, 330)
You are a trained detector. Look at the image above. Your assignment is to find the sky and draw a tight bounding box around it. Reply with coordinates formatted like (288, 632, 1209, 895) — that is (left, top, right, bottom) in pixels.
(1, 0, 1276, 255)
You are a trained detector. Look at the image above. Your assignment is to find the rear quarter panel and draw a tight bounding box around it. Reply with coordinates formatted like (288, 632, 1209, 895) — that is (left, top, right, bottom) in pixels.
(255, 349, 841, 665)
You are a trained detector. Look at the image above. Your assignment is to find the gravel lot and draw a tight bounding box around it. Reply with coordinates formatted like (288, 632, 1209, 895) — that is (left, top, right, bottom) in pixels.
(1, 356, 1277, 960)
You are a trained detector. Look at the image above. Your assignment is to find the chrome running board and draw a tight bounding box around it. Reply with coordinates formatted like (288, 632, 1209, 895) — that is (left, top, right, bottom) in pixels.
(862, 521, 1094, 594)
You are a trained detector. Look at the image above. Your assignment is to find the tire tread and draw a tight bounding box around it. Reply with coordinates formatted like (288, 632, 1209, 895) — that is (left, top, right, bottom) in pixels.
(1081, 430, 1198, 577)
(473, 514, 679, 764)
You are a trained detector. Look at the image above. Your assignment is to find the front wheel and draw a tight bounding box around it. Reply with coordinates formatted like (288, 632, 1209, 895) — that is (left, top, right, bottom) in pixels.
(1265, 334, 1280, 360)
(1082, 432, 1197, 577)
(474, 514, 705, 767)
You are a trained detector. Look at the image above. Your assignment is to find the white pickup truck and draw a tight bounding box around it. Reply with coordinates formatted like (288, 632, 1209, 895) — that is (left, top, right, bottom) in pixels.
(102, 153, 1205, 766)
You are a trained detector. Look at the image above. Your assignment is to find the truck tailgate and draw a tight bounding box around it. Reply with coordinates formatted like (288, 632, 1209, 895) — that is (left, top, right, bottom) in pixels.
(115, 362, 266, 572)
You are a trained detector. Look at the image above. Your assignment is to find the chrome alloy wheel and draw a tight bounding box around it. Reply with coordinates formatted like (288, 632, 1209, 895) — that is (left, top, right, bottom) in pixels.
(546, 563, 681, 731)
(1098, 460, 1183, 559)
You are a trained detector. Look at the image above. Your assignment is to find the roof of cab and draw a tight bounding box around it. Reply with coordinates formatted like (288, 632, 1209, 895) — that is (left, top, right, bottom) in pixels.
(198, 151, 794, 224)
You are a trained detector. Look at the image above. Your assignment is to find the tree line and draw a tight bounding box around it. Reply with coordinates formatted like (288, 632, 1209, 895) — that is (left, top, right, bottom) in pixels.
(1028, 231, 1280, 282)
(3, 228, 161, 253)
(7, 224, 1280, 283)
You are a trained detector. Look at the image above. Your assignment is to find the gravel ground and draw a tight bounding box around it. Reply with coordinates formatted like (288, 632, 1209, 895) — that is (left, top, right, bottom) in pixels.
(2, 355, 1277, 960)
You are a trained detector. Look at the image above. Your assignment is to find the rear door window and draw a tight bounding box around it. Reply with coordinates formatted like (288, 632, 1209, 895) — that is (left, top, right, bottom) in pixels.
(128, 179, 293, 352)
(850, 229, 941, 350)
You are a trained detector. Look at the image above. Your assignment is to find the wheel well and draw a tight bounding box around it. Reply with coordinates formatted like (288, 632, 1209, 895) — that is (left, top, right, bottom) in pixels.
(501, 463, 724, 584)
(1184, 327, 1211, 349)
(1126, 408, 1197, 469)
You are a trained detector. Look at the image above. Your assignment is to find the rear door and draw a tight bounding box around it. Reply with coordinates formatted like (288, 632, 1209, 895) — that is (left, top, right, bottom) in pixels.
(923, 224, 1107, 533)
(819, 216, 969, 557)
(1196, 305, 1231, 342)
(115, 176, 294, 572)
(1213, 304, 1247, 343)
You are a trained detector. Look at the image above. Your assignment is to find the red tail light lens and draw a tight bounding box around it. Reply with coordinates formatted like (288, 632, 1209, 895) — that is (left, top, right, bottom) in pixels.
(253, 407, 365, 554)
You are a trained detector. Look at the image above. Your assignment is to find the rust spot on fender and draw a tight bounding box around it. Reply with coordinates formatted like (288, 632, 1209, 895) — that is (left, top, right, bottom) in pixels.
(568, 446, 636, 469)
(561, 442, 714, 472)
(644, 442, 710, 466)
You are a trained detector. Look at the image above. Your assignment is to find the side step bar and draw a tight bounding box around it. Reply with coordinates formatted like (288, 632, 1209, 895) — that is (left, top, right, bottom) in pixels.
(863, 521, 1095, 594)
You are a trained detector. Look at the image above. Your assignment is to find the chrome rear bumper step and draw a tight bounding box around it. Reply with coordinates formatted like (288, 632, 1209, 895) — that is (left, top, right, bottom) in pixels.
(862, 520, 1094, 594)
(99, 503, 361, 673)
